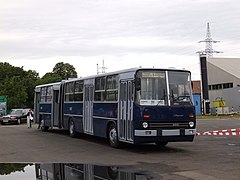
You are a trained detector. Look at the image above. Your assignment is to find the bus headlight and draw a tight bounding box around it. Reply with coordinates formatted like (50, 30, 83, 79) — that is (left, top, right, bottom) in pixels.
(142, 122, 148, 128)
(189, 121, 194, 127)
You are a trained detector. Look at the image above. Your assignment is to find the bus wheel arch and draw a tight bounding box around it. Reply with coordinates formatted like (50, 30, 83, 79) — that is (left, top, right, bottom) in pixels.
(107, 122, 120, 148)
(69, 118, 77, 138)
(41, 119, 49, 131)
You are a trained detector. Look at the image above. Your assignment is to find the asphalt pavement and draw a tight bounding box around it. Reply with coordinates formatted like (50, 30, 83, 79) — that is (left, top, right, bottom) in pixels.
(0, 118, 239, 179)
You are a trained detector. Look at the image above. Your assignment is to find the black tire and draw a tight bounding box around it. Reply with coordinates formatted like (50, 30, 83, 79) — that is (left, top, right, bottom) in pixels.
(42, 126, 49, 131)
(108, 123, 120, 148)
(69, 119, 77, 138)
(155, 141, 168, 147)
(40, 119, 49, 131)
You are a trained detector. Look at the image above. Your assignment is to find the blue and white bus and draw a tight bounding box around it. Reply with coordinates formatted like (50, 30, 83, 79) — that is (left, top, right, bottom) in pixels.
(34, 68, 196, 148)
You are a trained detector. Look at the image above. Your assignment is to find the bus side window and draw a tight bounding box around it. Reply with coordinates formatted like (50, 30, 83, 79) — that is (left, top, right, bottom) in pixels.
(95, 77, 106, 101)
(106, 75, 118, 101)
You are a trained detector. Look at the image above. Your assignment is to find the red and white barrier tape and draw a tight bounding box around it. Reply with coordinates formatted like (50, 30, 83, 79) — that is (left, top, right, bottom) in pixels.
(196, 128, 240, 136)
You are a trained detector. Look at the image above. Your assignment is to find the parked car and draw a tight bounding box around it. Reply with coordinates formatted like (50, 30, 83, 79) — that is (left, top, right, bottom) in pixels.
(0, 108, 29, 125)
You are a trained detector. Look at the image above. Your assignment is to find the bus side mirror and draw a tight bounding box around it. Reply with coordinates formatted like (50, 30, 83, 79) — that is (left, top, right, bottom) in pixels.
(135, 78, 141, 91)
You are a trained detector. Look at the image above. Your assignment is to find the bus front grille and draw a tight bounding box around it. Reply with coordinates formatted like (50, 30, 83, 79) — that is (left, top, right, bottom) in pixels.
(149, 122, 189, 128)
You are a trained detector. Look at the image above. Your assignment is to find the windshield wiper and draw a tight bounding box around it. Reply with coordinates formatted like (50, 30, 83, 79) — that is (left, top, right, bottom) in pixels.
(170, 89, 175, 103)
(156, 89, 166, 106)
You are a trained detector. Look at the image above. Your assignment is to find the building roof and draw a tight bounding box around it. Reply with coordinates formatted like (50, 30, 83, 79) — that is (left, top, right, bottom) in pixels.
(208, 57, 240, 79)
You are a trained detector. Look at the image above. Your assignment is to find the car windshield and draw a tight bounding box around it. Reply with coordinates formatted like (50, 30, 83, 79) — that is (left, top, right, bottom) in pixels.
(10, 109, 23, 115)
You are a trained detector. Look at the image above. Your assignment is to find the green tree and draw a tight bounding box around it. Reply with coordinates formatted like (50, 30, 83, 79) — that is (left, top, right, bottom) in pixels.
(0, 62, 25, 80)
(36, 72, 62, 85)
(0, 76, 28, 109)
(53, 62, 78, 80)
(23, 70, 40, 108)
(0, 61, 78, 110)
(0, 62, 40, 110)
(0, 163, 29, 175)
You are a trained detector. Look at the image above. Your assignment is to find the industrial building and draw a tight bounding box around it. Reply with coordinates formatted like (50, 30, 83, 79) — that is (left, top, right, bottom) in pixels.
(207, 57, 240, 114)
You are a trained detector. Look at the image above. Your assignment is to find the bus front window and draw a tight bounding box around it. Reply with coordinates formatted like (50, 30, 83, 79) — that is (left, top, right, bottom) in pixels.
(136, 71, 167, 106)
(168, 71, 193, 106)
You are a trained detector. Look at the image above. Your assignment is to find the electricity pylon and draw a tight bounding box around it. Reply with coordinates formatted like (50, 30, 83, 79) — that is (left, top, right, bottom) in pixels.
(197, 22, 222, 57)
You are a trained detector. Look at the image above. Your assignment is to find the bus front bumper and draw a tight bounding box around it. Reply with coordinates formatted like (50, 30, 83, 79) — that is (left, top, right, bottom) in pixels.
(135, 129, 196, 136)
(133, 129, 196, 144)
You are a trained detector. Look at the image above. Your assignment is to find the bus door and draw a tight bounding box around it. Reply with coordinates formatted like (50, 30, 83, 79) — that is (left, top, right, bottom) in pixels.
(119, 80, 134, 142)
(52, 88, 60, 127)
(83, 84, 94, 135)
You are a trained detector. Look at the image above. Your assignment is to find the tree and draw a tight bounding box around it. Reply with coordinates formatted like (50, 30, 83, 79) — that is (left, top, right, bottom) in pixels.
(0, 62, 40, 110)
(0, 163, 29, 175)
(36, 72, 62, 85)
(0, 61, 78, 110)
(0, 76, 28, 109)
(23, 70, 40, 108)
(0, 62, 25, 80)
(53, 62, 78, 80)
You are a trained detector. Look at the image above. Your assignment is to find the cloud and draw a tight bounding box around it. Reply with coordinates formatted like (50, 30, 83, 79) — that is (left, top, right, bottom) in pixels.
(1, 0, 240, 80)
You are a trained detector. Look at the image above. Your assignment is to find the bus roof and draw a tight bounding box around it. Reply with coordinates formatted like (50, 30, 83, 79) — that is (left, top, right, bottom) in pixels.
(35, 67, 191, 87)
(35, 81, 61, 89)
(64, 67, 191, 83)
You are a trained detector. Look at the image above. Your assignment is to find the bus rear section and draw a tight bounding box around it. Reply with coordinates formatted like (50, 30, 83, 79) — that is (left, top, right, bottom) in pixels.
(34, 82, 62, 131)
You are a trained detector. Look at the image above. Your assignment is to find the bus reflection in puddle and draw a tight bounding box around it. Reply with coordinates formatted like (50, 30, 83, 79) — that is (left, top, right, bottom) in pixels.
(0, 163, 157, 179)
(35, 163, 156, 180)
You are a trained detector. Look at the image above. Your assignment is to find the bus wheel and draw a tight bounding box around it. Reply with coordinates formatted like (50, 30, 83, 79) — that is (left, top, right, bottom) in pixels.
(108, 123, 120, 148)
(40, 119, 49, 131)
(42, 126, 49, 131)
(155, 141, 168, 147)
(69, 120, 76, 138)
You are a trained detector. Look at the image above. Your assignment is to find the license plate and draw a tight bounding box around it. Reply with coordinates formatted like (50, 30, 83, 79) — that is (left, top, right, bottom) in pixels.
(162, 129, 180, 136)
(3, 120, 8, 123)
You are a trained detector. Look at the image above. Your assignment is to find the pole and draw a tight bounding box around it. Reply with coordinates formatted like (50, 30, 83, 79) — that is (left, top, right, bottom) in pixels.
(200, 54, 210, 114)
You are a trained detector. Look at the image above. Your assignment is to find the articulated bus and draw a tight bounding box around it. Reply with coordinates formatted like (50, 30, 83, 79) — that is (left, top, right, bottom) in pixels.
(34, 68, 196, 148)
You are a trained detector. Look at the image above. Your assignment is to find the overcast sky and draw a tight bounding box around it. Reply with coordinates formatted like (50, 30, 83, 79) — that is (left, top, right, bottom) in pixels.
(1, 0, 240, 80)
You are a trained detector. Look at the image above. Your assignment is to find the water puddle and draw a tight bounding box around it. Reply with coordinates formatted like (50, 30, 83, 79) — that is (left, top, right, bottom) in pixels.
(0, 163, 158, 179)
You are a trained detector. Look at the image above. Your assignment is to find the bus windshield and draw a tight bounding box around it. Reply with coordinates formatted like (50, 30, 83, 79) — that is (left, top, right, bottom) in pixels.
(136, 71, 168, 106)
(136, 70, 193, 106)
(168, 71, 193, 106)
